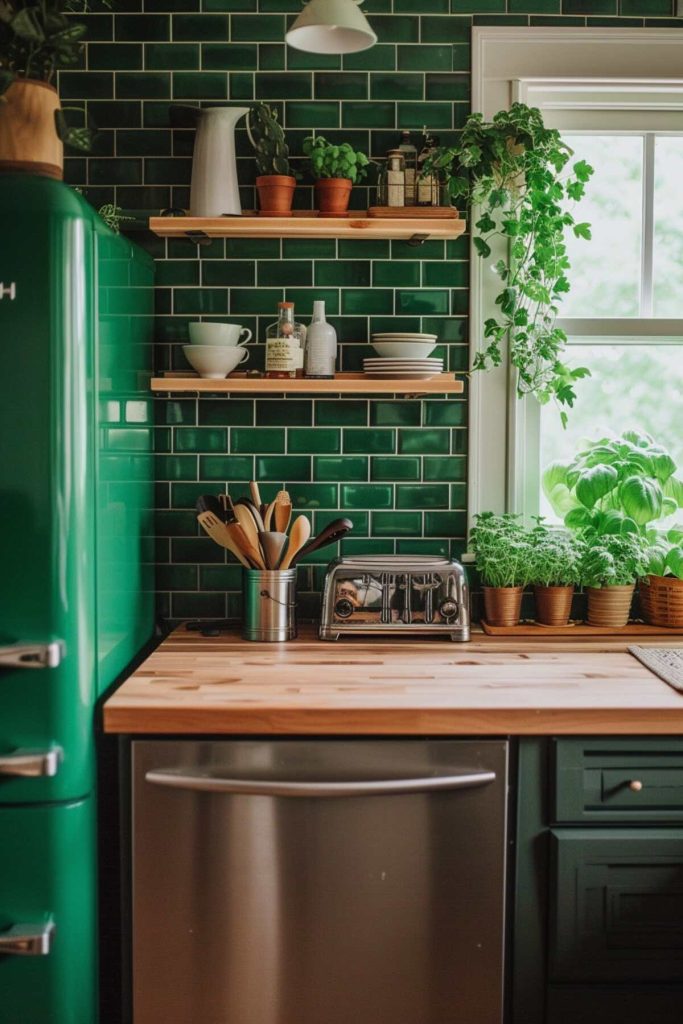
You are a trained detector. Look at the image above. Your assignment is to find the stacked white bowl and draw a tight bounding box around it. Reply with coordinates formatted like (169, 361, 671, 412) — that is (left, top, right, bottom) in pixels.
(371, 332, 438, 359)
(183, 322, 253, 379)
(365, 332, 442, 379)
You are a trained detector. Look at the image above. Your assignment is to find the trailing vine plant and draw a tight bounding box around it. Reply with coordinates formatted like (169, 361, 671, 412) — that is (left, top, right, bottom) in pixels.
(422, 103, 595, 424)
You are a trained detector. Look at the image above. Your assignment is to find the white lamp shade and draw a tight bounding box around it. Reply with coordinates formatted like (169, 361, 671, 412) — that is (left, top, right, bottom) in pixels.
(285, 0, 377, 55)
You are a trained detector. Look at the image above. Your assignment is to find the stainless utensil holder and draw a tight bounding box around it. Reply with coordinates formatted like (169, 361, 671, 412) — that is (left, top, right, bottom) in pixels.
(242, 569, 297, 642)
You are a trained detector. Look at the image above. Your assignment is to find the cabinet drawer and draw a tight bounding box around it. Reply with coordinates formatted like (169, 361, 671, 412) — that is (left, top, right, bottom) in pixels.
(550, 828, 683, 984)
(554, 738, 683, 823)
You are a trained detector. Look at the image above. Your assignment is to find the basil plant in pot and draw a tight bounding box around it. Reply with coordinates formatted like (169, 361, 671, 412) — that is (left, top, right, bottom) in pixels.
(247, 103, 297, 216)
(470, 512, 533, 627)
(303, 134, 369, 217)
(579, 533, 648, 628)
(0, 0, 95, 179)
(641, 527, 683, 629)
(528, 520, 584, 627)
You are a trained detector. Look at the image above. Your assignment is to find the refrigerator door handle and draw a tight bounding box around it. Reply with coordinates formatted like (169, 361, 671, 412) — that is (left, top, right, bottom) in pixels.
(0, 747, 62, 778)
(145, 768, 497, 798)
(0, 922, 55, 957)
(0, 641, 64, 670)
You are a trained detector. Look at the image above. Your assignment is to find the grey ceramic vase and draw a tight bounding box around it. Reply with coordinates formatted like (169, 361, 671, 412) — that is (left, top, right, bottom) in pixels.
(189, 106, 249, 217)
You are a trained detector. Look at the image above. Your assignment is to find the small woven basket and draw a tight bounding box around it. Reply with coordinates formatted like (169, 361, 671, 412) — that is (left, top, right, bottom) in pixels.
(640, 574, 683, 629)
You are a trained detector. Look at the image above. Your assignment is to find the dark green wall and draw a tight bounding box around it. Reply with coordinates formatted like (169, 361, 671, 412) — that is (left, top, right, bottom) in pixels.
(62, 0, 683, 624)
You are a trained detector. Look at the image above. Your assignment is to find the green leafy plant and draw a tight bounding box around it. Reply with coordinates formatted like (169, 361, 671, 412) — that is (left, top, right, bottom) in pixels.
(303, 134, 369, 183)
(470, 512, 534, 588)
(579, 533, 647, 589)
(644, 527, 683, 580)
(543, 429, 683, 538)
(421, 103, 594, 421)
(528, 519, 584, 587)
(246, 103, 293, 177)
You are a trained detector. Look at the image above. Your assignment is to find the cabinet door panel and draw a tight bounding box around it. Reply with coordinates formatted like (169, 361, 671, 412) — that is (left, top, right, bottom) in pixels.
(547, 985, 683, 1024)
(550, 828, 683, 983)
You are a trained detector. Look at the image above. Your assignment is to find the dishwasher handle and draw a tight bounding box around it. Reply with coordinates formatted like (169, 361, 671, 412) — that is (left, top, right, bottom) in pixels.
(145, 768, 496, 798)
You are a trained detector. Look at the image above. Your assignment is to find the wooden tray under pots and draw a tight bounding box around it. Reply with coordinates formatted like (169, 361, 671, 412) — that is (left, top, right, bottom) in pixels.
(481, 620, 683, 637)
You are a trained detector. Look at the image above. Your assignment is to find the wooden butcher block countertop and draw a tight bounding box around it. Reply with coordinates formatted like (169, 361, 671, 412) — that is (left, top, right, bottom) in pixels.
(102, 625, 683, 736)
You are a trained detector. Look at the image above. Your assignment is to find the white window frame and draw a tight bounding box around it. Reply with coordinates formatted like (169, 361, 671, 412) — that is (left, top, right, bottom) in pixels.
(468, 28, 683, 531)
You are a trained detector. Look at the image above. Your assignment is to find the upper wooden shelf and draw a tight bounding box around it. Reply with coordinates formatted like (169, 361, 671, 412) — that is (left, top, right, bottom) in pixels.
(149, 212, 466, 245)
(151, 372, 464, 395)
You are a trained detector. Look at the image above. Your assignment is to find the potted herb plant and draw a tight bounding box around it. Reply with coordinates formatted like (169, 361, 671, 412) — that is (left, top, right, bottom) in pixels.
(303, 134, 369, 217)
(247, 103, 296, 216)
(529, 521, 583, 627)
(640, 528, 683, 629)
(470, 512, 532, 627)
(579, 533, 647, 628)
(421, 103, 594, 421)
(0, 0, 94, 179)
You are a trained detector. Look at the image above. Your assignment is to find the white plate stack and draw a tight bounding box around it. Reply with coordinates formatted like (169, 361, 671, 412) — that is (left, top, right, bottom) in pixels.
(365, 332, 442, 379)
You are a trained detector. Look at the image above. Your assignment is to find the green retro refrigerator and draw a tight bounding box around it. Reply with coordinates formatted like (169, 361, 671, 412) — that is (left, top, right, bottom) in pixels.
(0, 177, 155, 1022)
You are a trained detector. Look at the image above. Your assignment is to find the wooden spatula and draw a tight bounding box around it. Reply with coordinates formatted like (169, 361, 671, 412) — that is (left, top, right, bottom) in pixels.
(279, 515, 311, 570)
(197, 511, 251, 568)
(274, 490, 292, 534)
(225, 521, 266, 569)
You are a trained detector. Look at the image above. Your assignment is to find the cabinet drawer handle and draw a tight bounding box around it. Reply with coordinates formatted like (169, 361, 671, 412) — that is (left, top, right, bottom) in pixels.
(0, 922, 55, 957)
(629, 779, 644, 792)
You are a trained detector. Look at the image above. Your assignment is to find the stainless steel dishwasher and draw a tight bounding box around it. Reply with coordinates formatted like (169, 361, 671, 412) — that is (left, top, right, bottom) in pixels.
(132, 739, 508, 1024)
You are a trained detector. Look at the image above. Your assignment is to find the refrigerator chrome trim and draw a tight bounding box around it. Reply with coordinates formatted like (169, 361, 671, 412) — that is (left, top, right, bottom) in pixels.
(0, 641, 64, 670)
(0, 921, 55, 957)
(0, 747, 62, 778)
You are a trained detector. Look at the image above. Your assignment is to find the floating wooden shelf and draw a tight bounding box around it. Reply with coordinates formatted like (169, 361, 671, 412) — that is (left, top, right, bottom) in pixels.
(149, 212, 466, 245)
(150, 372, 464, 395)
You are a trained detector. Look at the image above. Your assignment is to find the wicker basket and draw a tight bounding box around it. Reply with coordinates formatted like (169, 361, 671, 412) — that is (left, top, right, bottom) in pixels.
(639, 574, 683, 629)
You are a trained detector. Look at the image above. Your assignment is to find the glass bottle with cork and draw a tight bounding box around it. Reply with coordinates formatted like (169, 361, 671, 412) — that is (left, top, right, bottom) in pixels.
(397, 129, 418, 205)
(265, 302, 306, 379)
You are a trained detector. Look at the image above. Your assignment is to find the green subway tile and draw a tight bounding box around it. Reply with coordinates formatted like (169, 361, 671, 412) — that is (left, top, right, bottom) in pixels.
(288, 428, 341, 454)
(451, 0, 504, 8)
(89, 100, 141, 127)
(154, 427, 171, 452)
(89, 158, 141, 185)
(341, 538, 394, 555)
(157, 564, 198, 591)
(344, 429, 395, 454)
(341, 484, 393, 509)
(225, 238, 280, 258)
(342, 289, 393, 315)
(117, 72, 169, 99)
(370, 73, 423, 101)
(623, 0, 670, 11)
(60, 72, 114, 99)
(451, 428, 468, 455)
(230, 288, 283, 314)
(370, 401, 421, 427)
(333, 317, 366, 342)
(530, 14, 585, 22)
(172, 592, 226, 618)
(373, 14, 419, 42)
(397, 538, 450, 556)
(284, 289, 339, 315)
(508, 0, 560, 9)
(198, 398, 253, 426)
(398, 428, 449, 454)
(313, 509, 368, 535)
(231, 427, 284, 454)
(397, 45, 452, 71)
(451, 290, 468, 315)
(174, 289, 227, 315)
(146, 43, 199, 70)
(258, 43, 286, 69)
(145, 156, 192, 184)
(372, 511, 420, 536)
(283, 238, 336, 259)
(155, 260, 199, 286)
(343, 44, 395, 71)
(173, 14, 228, 39)
(199, 565, 243, 591)
(472, 14, 528, 23)
(286, 48, 340, 70)
(425, 510, 467, 537)
(288, 484, 338, 509)
(397, 484, 449, 509)
(397, 101, 451, 130)
(338, 239, 389, 259)
(423, 454, 465, 481)
(231, 73, 258, 99)
(115, 14, 170, 40)
(256, 455, 311, 479)
(256, 72, 312, 99)
(563, 0, 614, 10)
(423, 261, 469, 287)
(171, 481, 224, 508)
(452, 45, 471, 70)
(79, 13, 113, 41)
(155, 537, 170, 565)
(148, 0, 198, 8)
(373, 261, 420, 288)
(396, 289, 449, 315)
(314, 72, 368, 100)
(450, 482, 467, 507)
(155, 454, 198, 480)
(391, 239, 444, 260)
(423, 316, 467, 342)
(286, 100, 339, 128)
(199, 454, 253, 479)
(155, 509, 197, 536)
(117, 129, 171, 156)
(175, 427, 227, 453)
(424, 401, 466, 427)
(202, 261, 255, 286)
(315, 261, 370, 287)
(231, 14, 284, 40)
(371, 456, 420, 481)
(421, 15, 469, 42)
(257, 260, 313, 286)
(203, 0, 255, 9)
(315, 400, 367, 427)
(256, 399, 313, 425)
(425, 73, 469, 100)
(370, 316, 421, 334)
(202, 43, 257, 68)
(396, 0, 448, 10)
(156, 399, 196, 426)
(173, 72, 227, 99)
(342, 101, 394, 129)
(314, 456, 368, 482)
(89, 43, 142, 70)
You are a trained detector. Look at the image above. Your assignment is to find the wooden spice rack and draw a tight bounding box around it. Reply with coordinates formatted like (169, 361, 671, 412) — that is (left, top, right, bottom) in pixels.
(150, 372, 464, 395)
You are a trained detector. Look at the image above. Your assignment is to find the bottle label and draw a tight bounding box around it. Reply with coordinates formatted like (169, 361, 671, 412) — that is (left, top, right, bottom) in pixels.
(266, 337, 299, 372)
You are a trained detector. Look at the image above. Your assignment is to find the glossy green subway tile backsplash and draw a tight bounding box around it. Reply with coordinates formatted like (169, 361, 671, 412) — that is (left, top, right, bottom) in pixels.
(61, 0, 682, 623)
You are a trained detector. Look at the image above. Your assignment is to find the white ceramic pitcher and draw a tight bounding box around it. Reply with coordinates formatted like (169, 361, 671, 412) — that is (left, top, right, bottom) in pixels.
(189, 106, 249, 217)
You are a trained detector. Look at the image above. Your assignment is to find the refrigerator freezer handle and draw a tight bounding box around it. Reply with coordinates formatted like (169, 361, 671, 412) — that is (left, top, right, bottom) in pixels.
(0, 922, 55, 957)
(0, 641, 64, 670)
(0, 747, 61, 778)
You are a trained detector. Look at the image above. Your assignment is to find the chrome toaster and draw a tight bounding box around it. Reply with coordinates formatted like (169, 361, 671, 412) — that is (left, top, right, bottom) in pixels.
(319, 555, 470, 642)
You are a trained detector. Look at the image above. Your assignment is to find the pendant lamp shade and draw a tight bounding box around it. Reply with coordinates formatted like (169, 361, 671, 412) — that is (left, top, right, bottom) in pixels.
(285, 0, 377, 55)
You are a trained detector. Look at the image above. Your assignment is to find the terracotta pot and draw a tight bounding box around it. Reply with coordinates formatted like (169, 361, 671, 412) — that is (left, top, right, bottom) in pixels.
(255, 174, 296, 216)
(315, 177, 352, 217)
(586, 584, 635, 628)
(0, 79, 63, 180)
(640, 574, 683, 629)
(483, 586, 524, 627)
(534, 585, 574, 627)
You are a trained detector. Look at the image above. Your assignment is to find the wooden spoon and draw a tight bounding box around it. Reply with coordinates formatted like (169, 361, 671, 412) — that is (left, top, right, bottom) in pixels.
(274, 490, 292, 534)
(233, 502, 262, 550)
(258, 531, 288, 570)
(197, 511, 251, 568)
(249, 480, 262, 510)
(225, 521, 265, 569)
(263, 500, 276, 530)
(234, 497, 265, 533)
(279, 515, 311, 570)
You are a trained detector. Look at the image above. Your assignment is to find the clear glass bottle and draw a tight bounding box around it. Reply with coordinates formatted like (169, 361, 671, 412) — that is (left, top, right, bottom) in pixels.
(386, 149, 406, 208)
(417, 130, 441, 207)
(398, 129, 418, 205)
(265, 302, 305, 379)
(304, 300, 337, 379)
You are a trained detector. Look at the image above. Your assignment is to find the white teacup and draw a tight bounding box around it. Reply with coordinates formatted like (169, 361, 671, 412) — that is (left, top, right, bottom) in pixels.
(183, 344, 249, 379)
(189, 322, 252, 347)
